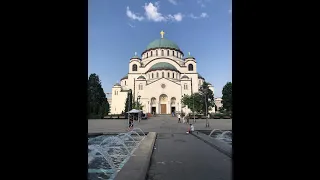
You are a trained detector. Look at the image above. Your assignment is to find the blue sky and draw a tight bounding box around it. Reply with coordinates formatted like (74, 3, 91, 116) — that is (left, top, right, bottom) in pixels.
(89, 0, 232, 98)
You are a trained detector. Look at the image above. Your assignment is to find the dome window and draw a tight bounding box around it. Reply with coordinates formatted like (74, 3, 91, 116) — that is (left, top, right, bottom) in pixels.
(132, 64, 138, 71)
(188, 64, 193, 71)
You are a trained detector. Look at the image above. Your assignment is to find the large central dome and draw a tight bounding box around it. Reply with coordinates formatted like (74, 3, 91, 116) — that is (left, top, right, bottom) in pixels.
(146, 38, 180, 51)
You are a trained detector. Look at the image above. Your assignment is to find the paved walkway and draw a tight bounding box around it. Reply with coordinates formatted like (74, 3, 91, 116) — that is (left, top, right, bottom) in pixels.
(88, 116, 232, 133)
(88, 116, 232, 180)
(148, 133, 231, 180)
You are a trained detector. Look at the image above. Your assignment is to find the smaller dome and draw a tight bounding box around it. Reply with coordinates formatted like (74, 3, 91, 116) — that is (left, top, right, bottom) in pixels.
(113, 83, 121, 86)
(181, 75, 189, 79)
(198, 73, 205, 80)
(137, 75, 146, 79)
(147, 62, 179, 72)
(120, 74, 128, 80)
(131, 55, 140, 60)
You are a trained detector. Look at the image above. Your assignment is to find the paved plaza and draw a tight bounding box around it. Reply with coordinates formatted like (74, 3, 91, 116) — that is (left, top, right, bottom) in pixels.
(88, 116, 232, 133)
(88, 116, 232, 180)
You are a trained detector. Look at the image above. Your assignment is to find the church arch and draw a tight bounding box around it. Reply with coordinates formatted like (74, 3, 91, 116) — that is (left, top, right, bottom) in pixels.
(151, 97, 157, 105)
(144, 58, 183, 71)
(132, 64, 138, 71)
(188, 64, 193, 71)
(170, 97, 176, 106)
(159, 94, 168, 103)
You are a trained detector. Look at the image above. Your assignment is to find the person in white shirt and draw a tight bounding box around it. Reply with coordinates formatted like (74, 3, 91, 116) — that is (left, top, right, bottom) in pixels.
(177, 114, 181, 123)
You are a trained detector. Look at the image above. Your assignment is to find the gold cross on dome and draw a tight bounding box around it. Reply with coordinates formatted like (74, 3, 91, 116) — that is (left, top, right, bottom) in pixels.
(160, 30, 165, 38)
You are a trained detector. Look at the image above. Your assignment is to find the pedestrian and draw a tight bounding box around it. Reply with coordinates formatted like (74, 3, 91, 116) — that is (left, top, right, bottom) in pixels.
(178, 113, 181, 123)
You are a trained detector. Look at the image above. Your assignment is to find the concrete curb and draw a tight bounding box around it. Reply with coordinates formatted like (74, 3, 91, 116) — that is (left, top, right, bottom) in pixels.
(114, 132, 157, 180)
(192, 131, 232, 158)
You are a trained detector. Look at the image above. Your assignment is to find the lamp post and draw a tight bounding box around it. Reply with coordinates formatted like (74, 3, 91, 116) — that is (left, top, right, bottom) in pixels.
(204, 89, 209, 127)
(137, 95, 141, 122)
(128, 89, 132, 128)
(193, 94, 196, 123)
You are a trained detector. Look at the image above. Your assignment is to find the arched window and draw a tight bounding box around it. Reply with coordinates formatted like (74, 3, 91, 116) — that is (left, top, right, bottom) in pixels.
(173, 51, 175, 56)
(156, 50, 158, 56)
(176, 52, 178, 58)
(162, 72, 164, 78)
(161, 50, 164, 56)
(152, 73, 154, 78)
(167, 50, 169, 56)
(139, 84, 143, 90)
(151, 51, 153, 57)
(125, 81, 126, 85)
(157, 72, 159, 78)
(188, 64, 193, 71)
(173, 73, 175, 79)
(168, 72, 170, 78)
(132, 64, 137, 71)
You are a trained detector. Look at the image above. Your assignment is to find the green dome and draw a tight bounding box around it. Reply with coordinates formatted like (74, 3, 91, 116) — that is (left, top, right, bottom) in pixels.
(148, 62, 178, 72)
(120, 74, 128, 80)
(185, 55, 195, 59)
(146, 38, 180, 51)
(131, 55, 140, 59)
(198, 73, 205, 80)
(137, 75, 146, 79)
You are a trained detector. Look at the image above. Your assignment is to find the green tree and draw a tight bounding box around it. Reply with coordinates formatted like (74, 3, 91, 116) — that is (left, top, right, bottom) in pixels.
(181, 93, 203, 114)
(222, 82, 232, 112)
(132, 101, 144, 110)
(105, 98, 110, 115)
(88, 73, 108, 119)
(124, 90, 133, 114)
(199, 82, 215, 116)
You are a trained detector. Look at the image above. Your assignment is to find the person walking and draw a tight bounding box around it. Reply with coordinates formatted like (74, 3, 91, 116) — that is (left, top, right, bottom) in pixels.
(177, 113, 181, 123)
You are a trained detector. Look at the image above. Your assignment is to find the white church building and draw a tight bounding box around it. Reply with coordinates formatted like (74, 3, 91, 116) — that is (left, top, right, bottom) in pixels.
(109, 31, 214, 115)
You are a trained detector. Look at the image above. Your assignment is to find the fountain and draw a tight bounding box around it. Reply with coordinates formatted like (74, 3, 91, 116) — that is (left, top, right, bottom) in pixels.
(88, 129, 146, 180)
(208, 129, 232, 144)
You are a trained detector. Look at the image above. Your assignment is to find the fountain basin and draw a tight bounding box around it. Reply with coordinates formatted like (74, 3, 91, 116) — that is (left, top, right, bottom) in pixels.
(114, 132, 157, 180)
(192, 130, 232, 158)
(88, 128, 147, 180)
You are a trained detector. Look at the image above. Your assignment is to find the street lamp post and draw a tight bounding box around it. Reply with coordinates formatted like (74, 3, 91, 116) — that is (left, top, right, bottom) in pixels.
(204, 90, 209, 127)
(128, 90, 132, 128)
(193, 94, 196, 123)
(137, 95, 141, 122)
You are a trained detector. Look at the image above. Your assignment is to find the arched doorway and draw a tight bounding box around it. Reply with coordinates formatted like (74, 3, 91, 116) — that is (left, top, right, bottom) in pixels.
(159, 94, 168, 114)
(151, 97, 157, 114)
(170, 97, 176, 114)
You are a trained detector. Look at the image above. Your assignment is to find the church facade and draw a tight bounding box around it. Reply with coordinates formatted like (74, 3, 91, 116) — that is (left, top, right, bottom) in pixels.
(109, 31, 214, 115)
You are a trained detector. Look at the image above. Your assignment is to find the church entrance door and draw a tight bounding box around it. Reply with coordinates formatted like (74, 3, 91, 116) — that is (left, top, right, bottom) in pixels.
(161, 104, 166, 114)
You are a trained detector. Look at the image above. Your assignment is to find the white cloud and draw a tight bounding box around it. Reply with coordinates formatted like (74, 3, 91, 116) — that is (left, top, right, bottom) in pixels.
(189, 12, 208, 19)
(128, 23, 135, 28)
(200, 12, 208, 18)
(143, 2, 166, 22)
(143, 2, 183, 22)
(168, 0, 178, 5)
(168, 13, 183, 22)
(126, 6, 144, 21)
(197, 0, 211, 8)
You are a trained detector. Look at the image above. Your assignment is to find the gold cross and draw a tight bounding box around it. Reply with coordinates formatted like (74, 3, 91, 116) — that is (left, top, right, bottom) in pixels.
(160, 30, 165, 38)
